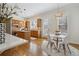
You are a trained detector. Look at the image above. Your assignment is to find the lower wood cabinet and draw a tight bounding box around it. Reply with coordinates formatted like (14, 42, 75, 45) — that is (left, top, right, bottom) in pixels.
(16, 31, 30, 40)
(31, 30, 39, 38)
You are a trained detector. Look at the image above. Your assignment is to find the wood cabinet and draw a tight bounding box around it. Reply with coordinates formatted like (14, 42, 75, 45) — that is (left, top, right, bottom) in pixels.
(37, 18, 42, 28)
(12, 19, 30, 30)
(31, 30, 38, 38)
(25, 21, 30, 30)
(12, 20, 19, 27)
(37, 18, 42, 38)
(16, 31, 30, 40)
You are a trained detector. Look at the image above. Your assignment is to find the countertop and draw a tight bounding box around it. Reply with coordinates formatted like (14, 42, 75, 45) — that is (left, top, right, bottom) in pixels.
(16, 30, 30, 32)
(0, 33, 28, 53)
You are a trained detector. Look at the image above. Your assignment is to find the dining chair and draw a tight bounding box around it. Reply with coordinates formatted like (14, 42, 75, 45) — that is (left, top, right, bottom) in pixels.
(47, 33, 56, 51)
(57, 35, 71, 55)
(49, 32, 71, 55)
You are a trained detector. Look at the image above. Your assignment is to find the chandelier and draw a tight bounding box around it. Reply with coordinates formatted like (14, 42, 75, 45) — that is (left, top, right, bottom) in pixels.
(55, 4, 64, 18)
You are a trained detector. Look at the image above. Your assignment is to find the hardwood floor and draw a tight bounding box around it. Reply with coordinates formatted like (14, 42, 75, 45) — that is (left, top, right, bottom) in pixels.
(0, 38, 46, 56)
(69, 43, 79, 50)
(0, 37, 79, 56)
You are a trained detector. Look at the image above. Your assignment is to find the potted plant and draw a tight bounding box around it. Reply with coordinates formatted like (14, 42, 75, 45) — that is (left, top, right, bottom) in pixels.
(0, 3, 25, 44)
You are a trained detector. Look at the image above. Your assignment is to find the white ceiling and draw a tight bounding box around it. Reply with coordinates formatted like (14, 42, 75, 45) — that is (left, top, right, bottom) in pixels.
(12, 3, 70, 19)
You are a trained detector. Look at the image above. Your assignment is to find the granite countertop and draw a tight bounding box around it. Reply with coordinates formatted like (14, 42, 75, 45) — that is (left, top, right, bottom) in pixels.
(0, 33, 28, 53)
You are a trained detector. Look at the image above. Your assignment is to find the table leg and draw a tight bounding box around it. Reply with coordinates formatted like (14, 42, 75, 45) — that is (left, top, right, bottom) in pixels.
(63, 44, 66, 55)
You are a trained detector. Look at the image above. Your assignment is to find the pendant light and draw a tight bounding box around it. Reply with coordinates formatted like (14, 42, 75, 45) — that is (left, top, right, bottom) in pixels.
(55, 4, 64, 17)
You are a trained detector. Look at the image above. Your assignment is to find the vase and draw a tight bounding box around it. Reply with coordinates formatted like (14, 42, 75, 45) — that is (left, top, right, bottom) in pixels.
(0, 23, 5, 44)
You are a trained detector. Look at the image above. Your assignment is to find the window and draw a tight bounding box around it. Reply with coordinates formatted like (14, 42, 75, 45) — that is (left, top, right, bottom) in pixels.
(59, 16, 67, 33)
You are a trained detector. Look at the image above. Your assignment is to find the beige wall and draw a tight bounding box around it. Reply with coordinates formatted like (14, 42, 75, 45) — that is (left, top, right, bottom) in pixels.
(29, 10, 57, 36)
(29, 4, 79, 44)
(65, 4, 79, 44)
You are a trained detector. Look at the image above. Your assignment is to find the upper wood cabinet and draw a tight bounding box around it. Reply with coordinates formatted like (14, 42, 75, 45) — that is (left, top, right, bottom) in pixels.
(12, 19, 20, 27)
(12, 20, 19, 25)
(37, 18, 42, 28)
(25, 21, 30, 28)
(12, 19, 30, 31)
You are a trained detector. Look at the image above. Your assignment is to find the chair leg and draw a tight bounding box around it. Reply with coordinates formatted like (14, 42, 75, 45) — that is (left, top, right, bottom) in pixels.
(53, 43, 56, 48)
(50, 43, 52, 51)
(50, 42, 55, 51)
(63, 44, 66, 55)
(57, 44, 61, 52)
(47, 42, 50, 48)
(67, 44, 71, 54)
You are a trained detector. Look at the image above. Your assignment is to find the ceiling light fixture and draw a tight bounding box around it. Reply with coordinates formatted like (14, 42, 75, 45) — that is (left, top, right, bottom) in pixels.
(55, 4, 64, 18)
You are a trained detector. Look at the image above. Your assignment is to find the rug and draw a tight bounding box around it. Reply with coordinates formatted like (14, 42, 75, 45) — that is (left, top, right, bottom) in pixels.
(41, 40, 79, 56)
